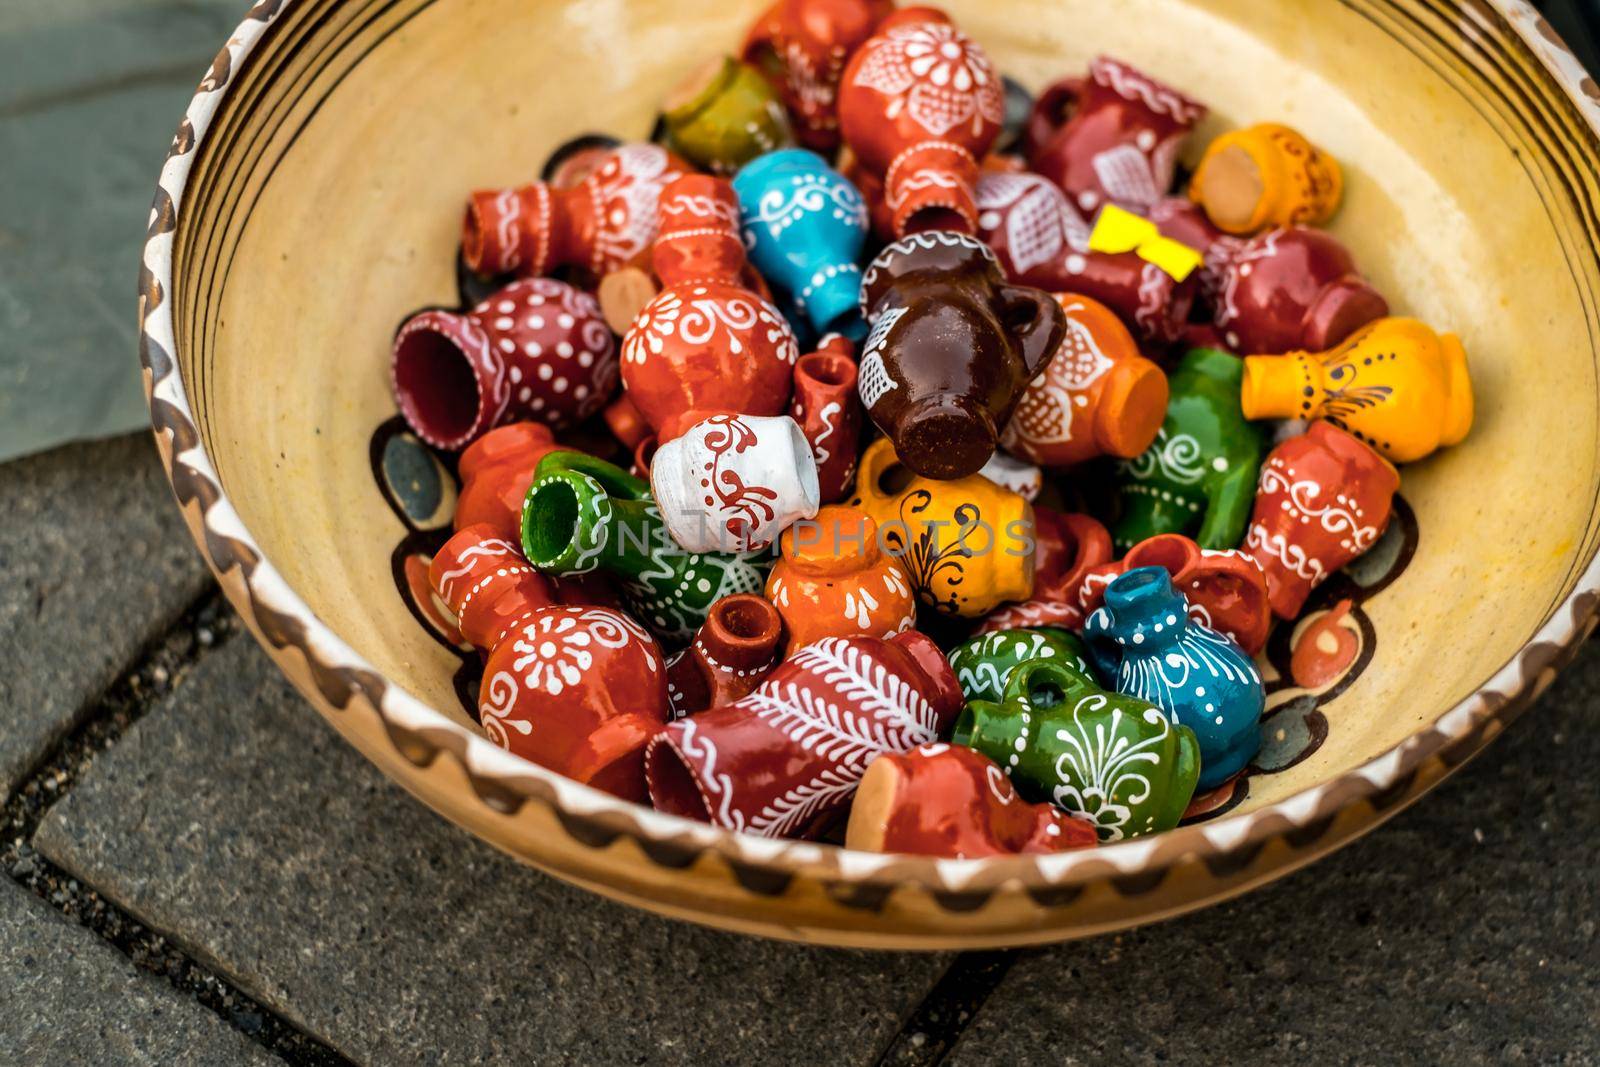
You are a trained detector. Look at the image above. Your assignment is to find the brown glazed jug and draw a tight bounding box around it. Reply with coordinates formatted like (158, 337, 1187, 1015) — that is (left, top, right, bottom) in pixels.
(857, 231, 1065, 480)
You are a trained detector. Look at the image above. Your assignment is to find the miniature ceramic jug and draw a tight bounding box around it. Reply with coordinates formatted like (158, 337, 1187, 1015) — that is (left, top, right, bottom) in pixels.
(953, 659, 1201, 841)
(1147, 196, 1238, 303)
(836, 8, 1005, 236)
(1209, 227, 1389, 355)
(1114, 347, 1265, 551)
(649, 413, 821, 553)
(1079, 533, 1272, 655)
(947, 625, 1094, 705)
(733, 149, 870, 340)
(391, 278, 618, 450)
(620, 174, 800, 443)
(520, 450, 769, 644)
(846, 744, 1099, 856)
(857, 231, 1065, 479)
(1190, 123, 1343, 235)
(765, 504, 917, 650)
(1083, 566, 1265, 791)
(789, 336, 863, 503)
(1024, 56, 1207, 215)
(429, 525, 670, 802)
(1000, 293, 1169, 469)
(1241, 317, 1474, 464)
(462, 143, 690, 280)
(742, 0, 894, 151)
(1243, 422, 1400, 619)
(665, 593, 785, 718)
(454, 422, 565, 543)
(849, 438, 1035, 617)
(645, 631, 963, 838)
(974, 172, 1198, 343)
(661, 56, 795, 175)
(976, 509, 1115, 634)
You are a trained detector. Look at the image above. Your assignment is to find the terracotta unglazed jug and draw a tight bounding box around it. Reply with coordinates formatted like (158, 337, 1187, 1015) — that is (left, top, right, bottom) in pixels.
(1190, 122, 1344, 234)
(665, 593, 785, 718)
(742, 0, 894, 151)
(764, 504, 917, 650)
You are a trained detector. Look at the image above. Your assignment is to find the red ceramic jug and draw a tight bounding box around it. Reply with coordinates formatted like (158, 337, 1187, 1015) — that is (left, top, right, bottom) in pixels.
(789, 335, 863, 503)
(666, 594, 786, 719)
(1209, 227, 1389, 355)
(743, 0, 894, 151)
(454, 423, 565, 543)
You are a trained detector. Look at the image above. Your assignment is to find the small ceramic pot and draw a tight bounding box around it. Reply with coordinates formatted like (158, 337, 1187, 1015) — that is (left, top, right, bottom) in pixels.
(857, 231, 1065, 479)
(974, 171, 1198, 343)
(1000, 293, 1169, 469)
(846, 744, 1100, 856)
(952, 658, 1201, 842)
(620, 175, 800, 442)
(1243, 422, 1400, 619)
(429, 525, 670, 802)
(521, 450, 769, 644)
(391, 278, 618, 450)
(645, 631, 964, 838)
(1025, 56, 1207, 215)
(665, 593, 785, 718)
(454, 422, 565, 543)
(462, 143, 690, 279)
(975, 508, 1114, 634)
(742, 0, 894, 151)
(789, 336, 863, 504)
(1084, 566, 1265, 791)
(1210, 226, 1389, 355)
(837, 10, 1005, 235)
(661, 56, 795, 175)
(947, 625, 1094, 705)
(765, 504, 917, 650)
(650, 413, 821, 553)
(1190, 123, 1343, 234)
(1113, 347, 1265, 551)
(1241, 317, 1474, 463)
(1079, 533, 1272, 655)
(1147, 195, 1237, 304)
(849, 438, 1035, 617)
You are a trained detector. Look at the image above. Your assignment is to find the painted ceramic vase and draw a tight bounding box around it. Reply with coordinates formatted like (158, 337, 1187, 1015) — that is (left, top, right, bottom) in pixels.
(1210, 227, 1389, 355)
(645, 631, 964, 838)
(649, 413, 821, 553)
(462, 143, 690, 280)
(1079, 533, 1272, 656)
(733, 149, 870, 340)
(836, 9, 1005, 236)
(665, 593, 785, 718)
(976, 509, 1115, 634)
(1243, 422, 1400, 619)
(1113, 347, 1265, 551)
(620, 175, 800, 443)
(849, 438, 1035, 617)
(391, 278, 617, 450)
(857, 231, 1065, 479)
(1000, 293, 1168, 469)
(974, 171, 1197, 343)
(742, 0, 894, 151)
(953, 659, 1201, 841)
(790, 336, 863, 504)
(1241, 317, 1474, 463)
(948, 625, 1095, 705)
(1025, 56, 1207, 215)
(1190, 123, 1343, 235)
(454, 422, 565, 543)
(1083, 566, 1265, 791)
(845, 744, 1100, 856)
(661, 56, 795, 175)
(429, 525, 669, 802)
(520, 450, 768, 644)
(764, 504, 917, 651)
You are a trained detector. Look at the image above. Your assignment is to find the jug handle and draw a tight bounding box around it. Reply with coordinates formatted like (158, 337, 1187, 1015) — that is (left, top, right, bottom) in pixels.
(1023, 76, 1085, 160)
(852, 438, 903, 509)
(1000, 285, 1068, 380)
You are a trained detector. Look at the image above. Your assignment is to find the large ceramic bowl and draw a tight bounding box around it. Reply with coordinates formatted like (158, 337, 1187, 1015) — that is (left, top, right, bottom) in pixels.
(140, 0, 1600, 948)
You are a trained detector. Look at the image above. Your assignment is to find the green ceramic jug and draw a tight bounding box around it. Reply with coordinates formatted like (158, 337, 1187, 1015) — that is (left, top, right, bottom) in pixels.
(946, 626, 1095, 706)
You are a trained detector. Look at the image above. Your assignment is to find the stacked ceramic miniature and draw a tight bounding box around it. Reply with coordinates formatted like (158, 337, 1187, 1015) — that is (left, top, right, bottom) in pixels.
(387, 0, 1475, 858)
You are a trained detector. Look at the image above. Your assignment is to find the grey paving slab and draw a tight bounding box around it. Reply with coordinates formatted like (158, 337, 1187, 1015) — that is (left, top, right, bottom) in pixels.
(33, 635, 949, 1067)
(0, 877, 273, 1065)
(949, 637, 1600, 1067)
(0, 433, 212, 795)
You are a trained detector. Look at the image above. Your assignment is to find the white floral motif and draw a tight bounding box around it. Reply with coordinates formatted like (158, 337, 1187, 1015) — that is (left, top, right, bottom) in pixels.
(1050, 694, 1173, 841)
(975, 172, 1092, 273)
(508, 608, 649, 697)
(857, 306, 906, 411)
(588, 144, 684, 272)
(850, 22, 1003, 137)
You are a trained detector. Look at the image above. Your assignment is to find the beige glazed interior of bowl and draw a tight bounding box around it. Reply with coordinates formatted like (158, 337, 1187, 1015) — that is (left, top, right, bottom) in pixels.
(160, 0, 1600, 943)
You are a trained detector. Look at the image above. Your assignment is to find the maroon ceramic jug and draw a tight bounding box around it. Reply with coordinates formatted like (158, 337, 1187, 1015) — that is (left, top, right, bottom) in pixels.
(665, 594, 786, 719)
(790, 334, 863, 503)
(1209, 227, 1389, 355)
(645, 631, 964, 839)
(856, 231, 1065, 479)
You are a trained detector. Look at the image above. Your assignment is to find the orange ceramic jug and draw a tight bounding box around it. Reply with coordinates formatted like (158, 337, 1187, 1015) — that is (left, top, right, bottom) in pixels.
(765, 504, 917, 651)
(1189, 123, 1343, 234)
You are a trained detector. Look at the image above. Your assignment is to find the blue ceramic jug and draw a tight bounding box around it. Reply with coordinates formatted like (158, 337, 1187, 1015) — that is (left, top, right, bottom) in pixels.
(1083, 566, 1264, 790)
(733, 149, 869, 342)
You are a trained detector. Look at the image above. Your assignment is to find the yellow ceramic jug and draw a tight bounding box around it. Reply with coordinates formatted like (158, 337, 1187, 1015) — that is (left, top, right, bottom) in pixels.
(847, 439, 1034, 617)
(1240, 317, 1473, 464)
(1189, 122, 1343, 234)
